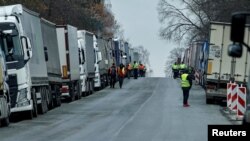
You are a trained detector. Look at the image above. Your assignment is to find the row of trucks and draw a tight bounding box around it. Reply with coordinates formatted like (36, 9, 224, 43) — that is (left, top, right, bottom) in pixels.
(0, 4, 145, 127)
(183, 22, 250, 104)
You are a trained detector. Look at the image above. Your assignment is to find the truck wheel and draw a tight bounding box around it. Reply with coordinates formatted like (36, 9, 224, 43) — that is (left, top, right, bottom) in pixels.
(26, 110, 33, 120)
(54, 86, 61, 107)
(242, 117, 250, 126)
(86, 81, 90, 96)
(32, 88, 38, 118)
(69, 84, 75, 102)
(90, 80, 94, 94)
(82, 80, 87, 97)
(1, 117, 10, 127)
(38, 87, 48, 114)
(48, 87, 54, 110)
(77, 82, 82, 99)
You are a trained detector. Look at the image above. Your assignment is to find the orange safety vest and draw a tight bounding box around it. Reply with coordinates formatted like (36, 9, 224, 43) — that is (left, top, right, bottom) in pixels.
(139, 65, 145, 70)
(128, 64, 132, 70)
(118, 67, 125, 77)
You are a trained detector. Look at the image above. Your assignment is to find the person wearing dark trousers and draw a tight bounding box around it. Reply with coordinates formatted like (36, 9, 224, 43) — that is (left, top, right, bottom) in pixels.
(109, 63, 117, 88)
(181, 69, 193, 107)
(172, 62, 179, 79)
(139, 63, 145, 77)
(133, 61, 139, 79)
(118, 63, 125, 88)
(126, 63, 132, 79)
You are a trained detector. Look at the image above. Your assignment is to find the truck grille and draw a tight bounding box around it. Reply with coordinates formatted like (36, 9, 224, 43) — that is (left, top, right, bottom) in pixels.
(7, 74, 18, 87)
(10, 87, 18, 108)
(7, 74, 18, 108)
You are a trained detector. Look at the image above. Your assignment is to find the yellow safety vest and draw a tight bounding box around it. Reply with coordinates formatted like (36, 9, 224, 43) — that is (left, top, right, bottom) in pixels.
(172, 64, 178, 70)
(133, 63, 139, 69)
(181, 73, 190, 88)
(180, 64, 186, 69)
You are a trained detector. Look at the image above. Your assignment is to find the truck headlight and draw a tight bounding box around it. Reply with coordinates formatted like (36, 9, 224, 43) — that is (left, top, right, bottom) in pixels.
(17, 88, 29, 107)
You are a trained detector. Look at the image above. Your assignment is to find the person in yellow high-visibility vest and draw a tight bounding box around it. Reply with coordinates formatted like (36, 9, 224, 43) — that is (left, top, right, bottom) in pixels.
(132, 61, 139, 79)
(172, 62, 179, 79)
(181, 69, 192, 107)
(179, 62, 187, 76)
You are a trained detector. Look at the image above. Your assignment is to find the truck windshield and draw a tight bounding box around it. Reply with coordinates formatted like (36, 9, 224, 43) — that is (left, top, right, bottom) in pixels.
(0, 23, 23, 62)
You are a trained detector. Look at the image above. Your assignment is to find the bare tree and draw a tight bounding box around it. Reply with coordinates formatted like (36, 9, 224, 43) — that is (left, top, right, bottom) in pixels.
(0, 0, 116, 38)
(158, 0, 250, 43)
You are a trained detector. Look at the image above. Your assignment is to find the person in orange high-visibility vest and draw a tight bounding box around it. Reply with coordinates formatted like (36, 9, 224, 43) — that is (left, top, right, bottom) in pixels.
(126, 63, 132, 79)
(139, 63, 145, 77)
(117, 63, 126, 88)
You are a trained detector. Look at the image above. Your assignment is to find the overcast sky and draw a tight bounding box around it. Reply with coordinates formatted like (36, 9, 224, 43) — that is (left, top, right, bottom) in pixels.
(110, 0, 178, 77)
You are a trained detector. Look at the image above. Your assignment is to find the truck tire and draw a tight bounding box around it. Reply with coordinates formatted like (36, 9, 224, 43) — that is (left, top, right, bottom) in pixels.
(242, 117, 250, 126)
(32, 88, 38, 118)
(48, 87, 54, 110)
(1, 117, 10, 127)
(38, 87, 48, 114)
(77, 82, 81, 99)
(82, 80, 87, 97)
(90, 80, 94, 94)
(69, 84, 75, 102)
(86, 81, 90, 96)
(54, 86, 61, 107)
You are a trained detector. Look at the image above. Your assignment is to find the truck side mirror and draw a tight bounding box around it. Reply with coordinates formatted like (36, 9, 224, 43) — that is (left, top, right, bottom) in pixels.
(81, 49, 85, 64)
(228, 43, 243, 57)
(21, 36, 32, 60)
(97, 51, 102, 63)
(44, 47, 48, 61)
(231, 14, 246, 43)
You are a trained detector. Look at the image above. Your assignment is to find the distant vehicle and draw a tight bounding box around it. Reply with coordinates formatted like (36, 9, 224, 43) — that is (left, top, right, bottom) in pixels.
(56, 25, 81, 101)
(41, 18, 62, 107)
(77, 30, 96, 96)
(95, 38, 110, 89)
(0, 47, 10, 127)
(227, 12, 250, 125)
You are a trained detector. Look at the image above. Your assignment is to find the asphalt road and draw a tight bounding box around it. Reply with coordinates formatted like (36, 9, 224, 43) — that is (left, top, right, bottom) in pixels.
(0, 78, 231, 141)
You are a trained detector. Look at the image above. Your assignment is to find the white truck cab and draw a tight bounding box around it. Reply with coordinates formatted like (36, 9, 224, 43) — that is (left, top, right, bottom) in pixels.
(93, 35, 102, 89)
(0, 5, 33, 114)
(0, 5, 50, 119)
(78, 38, 87, 95)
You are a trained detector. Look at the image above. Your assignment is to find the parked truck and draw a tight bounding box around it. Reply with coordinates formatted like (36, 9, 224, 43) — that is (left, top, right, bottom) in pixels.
(199, 41, 209, 87)
(124, 42, 130, 65)
(41, 18, 62, 106)
(113, 39, 121, 67)
(206, 22, 250, 104)
(95, 38, 109, 89)
(77, 30, 95, 96)
(93, 35, 103, 90)
(0, 4, 51, 119)
(56, 25, 81, 101)
(227, 12, 250, 125)
(0, 47, 10, 127)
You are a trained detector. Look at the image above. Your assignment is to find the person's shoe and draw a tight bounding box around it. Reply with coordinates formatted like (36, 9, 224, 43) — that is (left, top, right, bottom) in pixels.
(183, 104, 190, 107)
